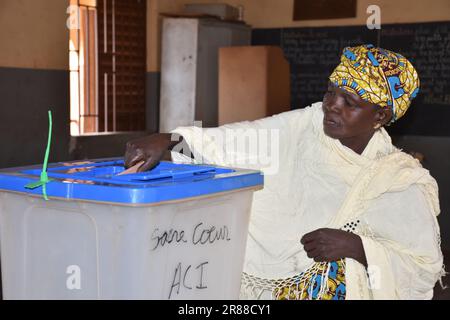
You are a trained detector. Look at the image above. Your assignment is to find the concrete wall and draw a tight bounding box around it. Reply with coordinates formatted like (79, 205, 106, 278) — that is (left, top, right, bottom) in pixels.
(69, 132, 150, 160)
(0, 0, 69, 70)
(0, 0, 70, 168)
(0, 67, 70, 167)
(146, 0, 450, 72)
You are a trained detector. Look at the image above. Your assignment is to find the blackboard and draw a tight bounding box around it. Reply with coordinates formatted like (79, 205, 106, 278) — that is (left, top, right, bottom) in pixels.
(252, 21, 450, 136)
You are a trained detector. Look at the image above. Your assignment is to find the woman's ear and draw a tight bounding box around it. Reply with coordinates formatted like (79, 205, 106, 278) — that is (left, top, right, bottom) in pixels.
(375, 106, 393, 126)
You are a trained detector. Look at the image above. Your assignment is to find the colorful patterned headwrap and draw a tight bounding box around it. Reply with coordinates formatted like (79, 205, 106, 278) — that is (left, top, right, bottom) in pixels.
(329, 44, 420, 123)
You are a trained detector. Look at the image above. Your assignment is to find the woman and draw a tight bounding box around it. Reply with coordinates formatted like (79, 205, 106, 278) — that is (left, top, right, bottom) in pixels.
(124, 45, 444, 300)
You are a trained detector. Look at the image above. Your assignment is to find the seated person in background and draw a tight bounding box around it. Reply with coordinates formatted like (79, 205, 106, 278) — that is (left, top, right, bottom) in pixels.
(124, 45, 445, 300)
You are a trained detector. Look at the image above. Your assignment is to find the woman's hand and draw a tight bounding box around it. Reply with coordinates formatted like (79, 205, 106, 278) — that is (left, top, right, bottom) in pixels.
(300, 228, 367, 267)
(124, 133, 183, 172)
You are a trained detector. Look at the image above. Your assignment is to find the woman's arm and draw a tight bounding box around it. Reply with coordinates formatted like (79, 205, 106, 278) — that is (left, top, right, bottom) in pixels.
(125, 104, 315, 172)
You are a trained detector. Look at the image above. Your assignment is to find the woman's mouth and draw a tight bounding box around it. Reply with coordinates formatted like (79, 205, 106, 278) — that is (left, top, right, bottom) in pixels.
(323, 116, 340, 127)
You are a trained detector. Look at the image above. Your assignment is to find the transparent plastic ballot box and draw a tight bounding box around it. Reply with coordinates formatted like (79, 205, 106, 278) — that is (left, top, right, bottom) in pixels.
(0, 158, 263, 300)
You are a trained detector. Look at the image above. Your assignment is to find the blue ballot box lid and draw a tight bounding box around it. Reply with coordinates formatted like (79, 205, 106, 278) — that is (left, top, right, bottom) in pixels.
(0, 158, 263, 205)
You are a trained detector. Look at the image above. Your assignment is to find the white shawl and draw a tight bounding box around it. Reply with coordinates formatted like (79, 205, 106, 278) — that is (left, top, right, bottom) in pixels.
(171, 102, 444, 299)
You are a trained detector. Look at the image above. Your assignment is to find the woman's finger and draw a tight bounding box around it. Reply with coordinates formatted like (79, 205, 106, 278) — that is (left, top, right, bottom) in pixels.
(124, 147, 144, 168)
(300, 232, 317, 244)
(306, 247, 321, 259)
(138, 154, 163, 172)
(313, 255, 326, 262)
(303, 242, 317, 252)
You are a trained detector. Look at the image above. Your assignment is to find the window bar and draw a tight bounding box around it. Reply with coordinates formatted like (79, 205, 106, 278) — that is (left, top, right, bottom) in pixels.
(113, 72, 116, 132)
(78, 5, 84, 134)
(78, 1, 81, 135)
(104, 72, 108, 132)
(112, 0, 116, 132)
(84, 6, 89, 134)
(69, 0, 81, 136)
(94, 8, 99, 132)
(103, 0, 107, 53)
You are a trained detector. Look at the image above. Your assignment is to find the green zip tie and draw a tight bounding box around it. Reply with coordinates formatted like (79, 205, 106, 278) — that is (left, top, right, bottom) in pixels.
(25, 110, 53, 200)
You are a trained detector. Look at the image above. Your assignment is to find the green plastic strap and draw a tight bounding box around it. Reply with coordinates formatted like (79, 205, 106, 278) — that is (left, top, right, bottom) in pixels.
(25, 110, 53, 200)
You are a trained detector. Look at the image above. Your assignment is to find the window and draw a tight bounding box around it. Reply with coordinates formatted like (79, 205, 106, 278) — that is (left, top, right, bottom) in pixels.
(70, 0, 146, 136)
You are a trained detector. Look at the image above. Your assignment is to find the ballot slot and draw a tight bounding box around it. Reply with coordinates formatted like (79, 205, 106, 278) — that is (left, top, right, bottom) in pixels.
(20, 160, 234, 185)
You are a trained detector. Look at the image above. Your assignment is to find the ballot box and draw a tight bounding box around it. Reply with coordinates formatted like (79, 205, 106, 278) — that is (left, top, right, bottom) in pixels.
(0, 159, 263, 300)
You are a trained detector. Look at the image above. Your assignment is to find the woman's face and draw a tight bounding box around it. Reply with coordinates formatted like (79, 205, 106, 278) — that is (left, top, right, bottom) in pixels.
(322, 82, 388, 141)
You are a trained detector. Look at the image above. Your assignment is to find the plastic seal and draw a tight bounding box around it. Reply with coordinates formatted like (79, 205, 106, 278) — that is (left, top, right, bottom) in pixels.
(25, 110, 53, 200)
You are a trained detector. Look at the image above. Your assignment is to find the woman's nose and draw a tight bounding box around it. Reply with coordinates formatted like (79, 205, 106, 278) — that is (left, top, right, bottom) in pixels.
(331, 93, 348, 112)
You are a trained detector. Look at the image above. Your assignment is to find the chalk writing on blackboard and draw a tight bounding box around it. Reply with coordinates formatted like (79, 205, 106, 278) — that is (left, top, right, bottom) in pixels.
(382, 23, 450, 106)
(277, 26, 378, 108)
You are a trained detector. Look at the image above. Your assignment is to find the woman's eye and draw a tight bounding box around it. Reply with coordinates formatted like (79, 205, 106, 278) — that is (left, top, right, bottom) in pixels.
(345, 98, 356, 108)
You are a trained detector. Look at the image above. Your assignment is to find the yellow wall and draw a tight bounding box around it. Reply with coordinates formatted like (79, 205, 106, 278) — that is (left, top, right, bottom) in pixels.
(146, 0, 450, 72)
(1, 0, 448, 72)
(178, 0, 450, 28)
(0, 0, 69, 70)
